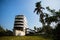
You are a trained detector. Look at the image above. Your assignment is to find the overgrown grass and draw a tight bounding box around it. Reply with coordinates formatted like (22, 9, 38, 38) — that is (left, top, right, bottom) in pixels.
(0, 36, 53, 40)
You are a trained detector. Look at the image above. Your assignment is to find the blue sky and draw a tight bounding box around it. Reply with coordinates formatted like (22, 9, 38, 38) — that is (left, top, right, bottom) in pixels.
(0, 0, 60, 30)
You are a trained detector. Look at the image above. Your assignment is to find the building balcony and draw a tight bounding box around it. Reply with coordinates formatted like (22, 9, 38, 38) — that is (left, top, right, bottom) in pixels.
(14, 22, 24, 24)
(15, 19, 24, 21)
(14, 25, 24, 27)
(14, 27, 23, 31)
(15, 15, 24, 18)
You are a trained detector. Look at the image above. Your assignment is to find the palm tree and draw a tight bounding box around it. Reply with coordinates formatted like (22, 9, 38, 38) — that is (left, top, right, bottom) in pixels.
(34, 1, 45, 26)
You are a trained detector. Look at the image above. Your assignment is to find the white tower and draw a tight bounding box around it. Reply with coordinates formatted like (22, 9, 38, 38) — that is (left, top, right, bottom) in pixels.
(13, 15, 27, 36)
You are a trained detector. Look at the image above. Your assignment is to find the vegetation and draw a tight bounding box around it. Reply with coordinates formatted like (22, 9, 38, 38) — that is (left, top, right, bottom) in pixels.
(0, 36, 53, 40)
(34, 1, 60, 40)
(0, 25, 13, 36)
(34, 1, 53, 37)
(46, 6, 60, 40)
(53, 24, 60, 40)
(34, 1, 45, 26)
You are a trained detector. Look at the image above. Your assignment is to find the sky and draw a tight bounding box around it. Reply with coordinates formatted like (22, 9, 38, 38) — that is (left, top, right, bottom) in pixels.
(0, 0, 60, 31)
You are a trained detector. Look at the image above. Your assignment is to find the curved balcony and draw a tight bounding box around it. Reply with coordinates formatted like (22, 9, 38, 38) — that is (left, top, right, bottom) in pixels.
(14, 25, 24, 27)
(14, 22, 24, 24)
(15, 19, 24, 21)
(15, 15, 24, 18)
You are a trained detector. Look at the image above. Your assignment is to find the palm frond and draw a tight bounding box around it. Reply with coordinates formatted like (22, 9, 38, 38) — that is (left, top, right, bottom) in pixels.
(34, 8, 37, 13)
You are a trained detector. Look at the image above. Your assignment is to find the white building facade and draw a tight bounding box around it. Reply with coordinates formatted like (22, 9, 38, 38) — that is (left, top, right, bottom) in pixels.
(13, 15, 27, 36)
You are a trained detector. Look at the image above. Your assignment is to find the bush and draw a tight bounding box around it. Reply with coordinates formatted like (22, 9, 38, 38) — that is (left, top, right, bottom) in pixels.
(53, 23, 60, 40)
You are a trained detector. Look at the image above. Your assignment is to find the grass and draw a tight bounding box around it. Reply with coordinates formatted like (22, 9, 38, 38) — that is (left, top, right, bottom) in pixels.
(0, 36, 53, 40)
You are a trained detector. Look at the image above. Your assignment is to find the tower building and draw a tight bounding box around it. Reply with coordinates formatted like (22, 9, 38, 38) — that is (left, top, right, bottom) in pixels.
(13, 15, 27, 36)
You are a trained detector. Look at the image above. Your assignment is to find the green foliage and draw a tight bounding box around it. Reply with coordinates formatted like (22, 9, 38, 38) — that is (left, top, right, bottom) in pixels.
(34, 26, 37, 30)
(46, 6, 60, 40)
(34, 26, 42, 33)
(45, 16, 58, 23)
(0, 25, 13, 36)
(46, 6, 55, 13)
(42, 26, 53, 34)
(0, 25, 5, 32)
(34, 1, 44, 14)
(41, 26, 54, 38)
(34, 1, 55, 37)
(36, 27, 42, 33)
(53, 24, 60, 40)
(34, 1, 45, 26)
(0, 25, 6, 36)
(5, 29, 13, 36)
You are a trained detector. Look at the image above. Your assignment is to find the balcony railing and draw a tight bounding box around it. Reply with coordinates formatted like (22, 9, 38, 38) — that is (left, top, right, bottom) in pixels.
(15, 16, 24, 18)
(15, 19, 24, 21)
(15, 22, 24, 24)
(14, 25, 24, 27)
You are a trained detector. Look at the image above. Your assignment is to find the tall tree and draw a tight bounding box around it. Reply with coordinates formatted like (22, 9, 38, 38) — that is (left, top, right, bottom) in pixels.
(34, 1, 45, 26)
(34, 1, 56, 36)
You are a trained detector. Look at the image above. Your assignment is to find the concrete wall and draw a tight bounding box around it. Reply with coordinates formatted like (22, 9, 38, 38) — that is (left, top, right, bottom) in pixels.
(14, 30, 25, 36)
